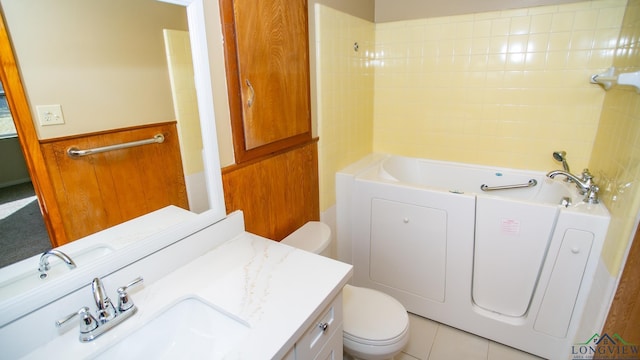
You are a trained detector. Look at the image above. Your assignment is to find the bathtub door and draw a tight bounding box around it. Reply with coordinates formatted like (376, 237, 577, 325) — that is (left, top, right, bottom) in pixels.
(473, 197, 559, 317)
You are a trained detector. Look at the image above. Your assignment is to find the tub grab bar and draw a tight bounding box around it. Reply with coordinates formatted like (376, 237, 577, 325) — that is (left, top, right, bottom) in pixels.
(67, 134, 165, 158)
(480, 179, 537, 191)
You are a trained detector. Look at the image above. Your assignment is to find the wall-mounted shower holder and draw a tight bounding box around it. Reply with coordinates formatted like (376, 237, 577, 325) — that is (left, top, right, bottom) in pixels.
(591, 67, 640, 93)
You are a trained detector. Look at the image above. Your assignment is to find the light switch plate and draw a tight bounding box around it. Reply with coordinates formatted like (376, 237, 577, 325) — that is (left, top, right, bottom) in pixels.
(36, 104, 65, 126)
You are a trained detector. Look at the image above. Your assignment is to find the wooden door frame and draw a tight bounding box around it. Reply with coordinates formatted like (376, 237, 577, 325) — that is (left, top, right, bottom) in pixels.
(601, 222, 640, 343)
(0, 11, 67, 246)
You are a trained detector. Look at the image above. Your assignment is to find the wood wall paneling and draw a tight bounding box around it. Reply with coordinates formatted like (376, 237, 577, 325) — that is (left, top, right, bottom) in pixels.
(40, 122, 188, 245)
(222, 140, 319, 241)
(600, 224, 640, 346)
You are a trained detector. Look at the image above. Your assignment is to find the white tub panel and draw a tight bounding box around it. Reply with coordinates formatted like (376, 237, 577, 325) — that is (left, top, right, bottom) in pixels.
(337, 154, 611, 360)
(473, 197, 559, 317)
(534, 229, 593, 337)
(370, 199, 447, 302)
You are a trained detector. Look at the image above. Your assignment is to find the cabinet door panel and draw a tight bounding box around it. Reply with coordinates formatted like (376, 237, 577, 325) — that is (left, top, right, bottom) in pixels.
(232, 0, 310, 150)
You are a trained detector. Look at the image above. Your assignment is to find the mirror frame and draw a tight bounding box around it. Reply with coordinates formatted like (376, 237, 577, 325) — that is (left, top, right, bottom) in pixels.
(162, 0, 225, 219)
(0, 0, 227, 324)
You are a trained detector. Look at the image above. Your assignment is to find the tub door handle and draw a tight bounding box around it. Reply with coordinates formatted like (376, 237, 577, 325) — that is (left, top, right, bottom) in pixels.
(480, 179, 537, 191)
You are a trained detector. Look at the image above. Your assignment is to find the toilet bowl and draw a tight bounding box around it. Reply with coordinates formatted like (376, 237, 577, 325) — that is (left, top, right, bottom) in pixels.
(281, 222, 410, 360)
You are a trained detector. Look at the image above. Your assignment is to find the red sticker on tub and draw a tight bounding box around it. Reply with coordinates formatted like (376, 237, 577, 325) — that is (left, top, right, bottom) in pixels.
(501, 219, 521, 235)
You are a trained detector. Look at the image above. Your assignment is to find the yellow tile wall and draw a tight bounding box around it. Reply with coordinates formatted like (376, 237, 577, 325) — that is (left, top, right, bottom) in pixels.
(315, 4, 375, 211)
(315, 0, 639, 276)
(589, 0, 640, 275)
(373, 0, 627, 172)
(164, 29, 204, 176)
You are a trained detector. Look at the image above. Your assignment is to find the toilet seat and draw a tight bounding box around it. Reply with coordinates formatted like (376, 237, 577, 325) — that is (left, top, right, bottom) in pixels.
(342, 284, 409, 345)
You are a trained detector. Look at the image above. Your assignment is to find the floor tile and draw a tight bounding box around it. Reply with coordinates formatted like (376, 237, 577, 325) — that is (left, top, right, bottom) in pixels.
(428, 324, 490, 360)
(487, 341, 544, 360)
(396, 352, 420, 360)
(401, 313, 439, 360)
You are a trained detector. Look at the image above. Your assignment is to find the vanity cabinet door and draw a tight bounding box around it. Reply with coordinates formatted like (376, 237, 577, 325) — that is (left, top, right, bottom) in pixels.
(220, 0, 312, 162)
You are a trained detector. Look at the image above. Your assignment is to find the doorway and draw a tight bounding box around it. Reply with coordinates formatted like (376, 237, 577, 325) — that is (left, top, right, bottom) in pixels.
(0, 80, 50, 268)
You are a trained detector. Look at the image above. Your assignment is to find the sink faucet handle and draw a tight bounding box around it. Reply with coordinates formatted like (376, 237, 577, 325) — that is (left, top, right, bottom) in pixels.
(117, 276, 144, 312)
(56, 306, 98, 334)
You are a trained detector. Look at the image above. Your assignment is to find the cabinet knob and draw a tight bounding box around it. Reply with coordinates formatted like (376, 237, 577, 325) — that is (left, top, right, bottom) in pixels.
(403, 218, 410, 223)
(571, 247, 580, 254)
(318, 322, 329, 333)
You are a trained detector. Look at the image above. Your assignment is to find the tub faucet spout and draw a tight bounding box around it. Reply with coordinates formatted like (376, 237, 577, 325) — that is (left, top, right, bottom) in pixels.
(547, 168, 599, 204)
(38, 249, 77, 279)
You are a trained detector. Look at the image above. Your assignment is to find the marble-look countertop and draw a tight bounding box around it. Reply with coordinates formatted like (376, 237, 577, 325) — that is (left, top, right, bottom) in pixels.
(22, 230, 353, 359)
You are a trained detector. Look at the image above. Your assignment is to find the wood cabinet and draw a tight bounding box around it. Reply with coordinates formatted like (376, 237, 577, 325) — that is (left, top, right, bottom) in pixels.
(219, 0, 319, 241)
(220, 0, 311, 163)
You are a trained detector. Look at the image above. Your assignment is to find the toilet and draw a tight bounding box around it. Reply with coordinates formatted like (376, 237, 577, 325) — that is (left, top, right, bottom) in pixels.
(281, 222, 410, 360)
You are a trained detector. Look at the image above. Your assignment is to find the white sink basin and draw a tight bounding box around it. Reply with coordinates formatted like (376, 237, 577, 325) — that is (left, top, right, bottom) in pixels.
(0, 245, 114, 302)
(92, 296, 250, 359)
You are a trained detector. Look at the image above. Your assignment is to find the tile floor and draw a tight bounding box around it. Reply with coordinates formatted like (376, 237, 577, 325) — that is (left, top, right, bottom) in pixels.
(395, 313, 545, 360)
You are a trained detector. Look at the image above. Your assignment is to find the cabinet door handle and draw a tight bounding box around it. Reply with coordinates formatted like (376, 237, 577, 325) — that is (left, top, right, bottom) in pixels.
(318, 322, 329, 333)
(245, 79, 255, 107)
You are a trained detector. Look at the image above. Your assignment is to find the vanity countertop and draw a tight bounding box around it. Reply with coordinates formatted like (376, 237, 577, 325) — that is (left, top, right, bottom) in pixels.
(21, 228, 353, 359)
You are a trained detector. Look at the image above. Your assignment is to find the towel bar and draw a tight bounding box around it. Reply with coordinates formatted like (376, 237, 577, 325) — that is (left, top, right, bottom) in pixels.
(67, 134, 164, 158)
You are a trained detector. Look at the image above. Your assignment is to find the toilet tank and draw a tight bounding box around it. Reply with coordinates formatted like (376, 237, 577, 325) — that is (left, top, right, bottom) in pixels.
(281, 221, 331, 257)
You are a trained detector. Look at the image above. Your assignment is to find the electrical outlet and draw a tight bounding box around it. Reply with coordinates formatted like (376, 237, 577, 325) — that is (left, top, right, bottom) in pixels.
(36, 105, 65, 126)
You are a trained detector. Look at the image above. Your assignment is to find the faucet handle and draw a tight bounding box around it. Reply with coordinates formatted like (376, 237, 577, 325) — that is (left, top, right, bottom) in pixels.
(586, 185, 600, 204)
(582, 168, 594, 180)
(56, 306, 98, 334)
(117, 276, 144, 312)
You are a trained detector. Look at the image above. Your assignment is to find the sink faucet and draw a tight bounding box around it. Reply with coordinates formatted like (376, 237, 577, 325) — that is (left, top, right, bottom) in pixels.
(92, 278, 116, 322)
(547, 168, 600, 204)
(38, 249, 77, 279)
(56, 276, 143, 342)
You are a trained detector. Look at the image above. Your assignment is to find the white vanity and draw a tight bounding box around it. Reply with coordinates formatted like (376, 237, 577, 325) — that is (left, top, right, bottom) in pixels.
(0, 210, 352, 359)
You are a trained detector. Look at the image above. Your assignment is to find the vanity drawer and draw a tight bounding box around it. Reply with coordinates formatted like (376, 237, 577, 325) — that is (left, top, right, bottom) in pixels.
(296, 292, 343, 359)
(314, 322, 343, 360)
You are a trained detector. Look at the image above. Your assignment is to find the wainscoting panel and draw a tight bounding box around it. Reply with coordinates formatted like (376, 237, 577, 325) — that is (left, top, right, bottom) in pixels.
(222, 140, 319, 241)
(40, 122, 188, 245)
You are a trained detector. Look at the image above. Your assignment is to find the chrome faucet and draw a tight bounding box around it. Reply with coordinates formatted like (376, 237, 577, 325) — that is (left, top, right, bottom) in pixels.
(92, 278, 116, 322)
(547, 168, 600, 204)
(56, 276, 143, 342)
(38, 249, 77, 279)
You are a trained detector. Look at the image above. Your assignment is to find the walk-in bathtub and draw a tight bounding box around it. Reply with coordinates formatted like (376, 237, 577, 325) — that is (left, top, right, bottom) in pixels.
(336, 154, 610, 360)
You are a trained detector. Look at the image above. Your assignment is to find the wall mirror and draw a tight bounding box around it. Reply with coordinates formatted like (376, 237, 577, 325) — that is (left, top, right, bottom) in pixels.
(0, 0, 226, 322)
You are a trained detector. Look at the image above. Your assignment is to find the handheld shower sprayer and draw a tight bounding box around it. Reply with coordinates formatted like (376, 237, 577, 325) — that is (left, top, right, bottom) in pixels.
(553, 151, 570, 173)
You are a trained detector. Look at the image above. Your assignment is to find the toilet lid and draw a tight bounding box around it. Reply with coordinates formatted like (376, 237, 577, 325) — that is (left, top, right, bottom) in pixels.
(343, 284, 409, 345)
